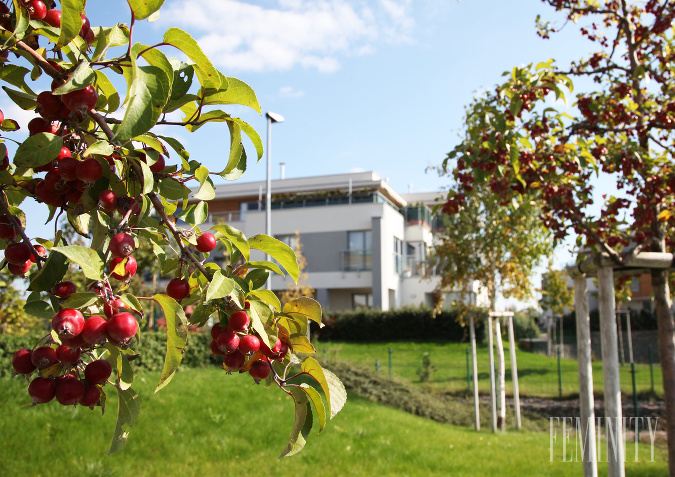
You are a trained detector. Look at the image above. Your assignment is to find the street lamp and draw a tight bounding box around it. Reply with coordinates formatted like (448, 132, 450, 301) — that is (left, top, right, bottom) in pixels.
(266, 111, 284, 290)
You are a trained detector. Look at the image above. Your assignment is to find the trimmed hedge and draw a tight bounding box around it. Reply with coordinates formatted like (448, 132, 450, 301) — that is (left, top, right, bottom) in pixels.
(314, 307, 486, 342)
(562, 308, 658, 332)
(1, 331, 218, 378)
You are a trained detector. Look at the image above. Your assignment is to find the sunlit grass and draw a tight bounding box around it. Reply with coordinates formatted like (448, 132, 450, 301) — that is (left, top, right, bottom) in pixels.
(316, 341, 664, 398)
(0, 367, 667, 476)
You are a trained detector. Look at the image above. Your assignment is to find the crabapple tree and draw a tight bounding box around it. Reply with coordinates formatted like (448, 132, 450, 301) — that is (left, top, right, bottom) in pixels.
(440, 0, 675, 469)
(1, 0, 345, 457)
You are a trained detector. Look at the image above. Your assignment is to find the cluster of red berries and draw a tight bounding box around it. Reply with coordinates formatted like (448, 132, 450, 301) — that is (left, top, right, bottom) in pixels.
(12, 279, 139, 406)
(106, 231, 138, 281)
(0, 214, 46, 276)
(209, 308, 289, 383)
(24, 1, 94, 45)
(165, 232, 217, 300)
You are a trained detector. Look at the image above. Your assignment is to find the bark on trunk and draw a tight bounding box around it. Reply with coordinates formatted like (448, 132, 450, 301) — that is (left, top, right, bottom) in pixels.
(495, 318, 506, 431)
(652, 267, 675, 476)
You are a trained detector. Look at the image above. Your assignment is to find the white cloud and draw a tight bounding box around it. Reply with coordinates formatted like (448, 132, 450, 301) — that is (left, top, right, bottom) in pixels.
(158, 0, 416, 72)
(279, 86, 305, 98)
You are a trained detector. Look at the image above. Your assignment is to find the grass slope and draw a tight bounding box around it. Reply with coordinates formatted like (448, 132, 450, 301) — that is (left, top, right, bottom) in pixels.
(0, 367, 667, 476)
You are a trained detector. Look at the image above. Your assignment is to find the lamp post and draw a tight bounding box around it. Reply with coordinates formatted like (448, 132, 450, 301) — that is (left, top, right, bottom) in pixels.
(265, 112, 284, 290)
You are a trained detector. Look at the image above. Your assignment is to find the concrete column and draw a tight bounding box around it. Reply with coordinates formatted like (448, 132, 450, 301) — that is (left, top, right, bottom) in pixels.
(371, 216, 386, 310)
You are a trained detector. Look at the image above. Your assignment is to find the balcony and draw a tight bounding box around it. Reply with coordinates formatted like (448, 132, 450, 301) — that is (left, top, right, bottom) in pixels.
(401, 257, 439, 277)
(206, 210, 241, 224)
(341, 250, 372, 272)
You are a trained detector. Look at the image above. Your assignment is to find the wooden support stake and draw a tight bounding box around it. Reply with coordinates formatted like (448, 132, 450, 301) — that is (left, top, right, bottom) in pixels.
(574, 274, 597, 477)
(507, 316, 521, 430)
(487, 315, 497, 433)
(470, 315, 480, 431)
(494, 317, 506, 431)
(598, 266, 625, 477)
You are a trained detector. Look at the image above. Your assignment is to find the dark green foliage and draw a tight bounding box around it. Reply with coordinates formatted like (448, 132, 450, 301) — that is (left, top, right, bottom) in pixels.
(315, 307, 485, 342)
(562, 308, 658, 332)
(512, 312, 539, 340)
(1, 331, 217, 378)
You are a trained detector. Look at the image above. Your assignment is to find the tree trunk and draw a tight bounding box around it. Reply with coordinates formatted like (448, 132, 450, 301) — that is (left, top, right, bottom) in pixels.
(652, 267, 675, 476)
(495, 318, 506, 431)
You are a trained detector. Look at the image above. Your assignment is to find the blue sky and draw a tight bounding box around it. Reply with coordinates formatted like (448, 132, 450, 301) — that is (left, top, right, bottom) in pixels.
(3, 0, 602, 288)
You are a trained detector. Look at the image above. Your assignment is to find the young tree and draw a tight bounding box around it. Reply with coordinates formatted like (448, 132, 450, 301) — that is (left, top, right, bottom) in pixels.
(440, 0, 675, 469)
(1, 0, 344, 457)
(539, 262, 574, 355)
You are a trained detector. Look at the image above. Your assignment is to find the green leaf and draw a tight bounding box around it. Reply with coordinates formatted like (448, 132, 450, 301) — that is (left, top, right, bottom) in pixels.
(205, 270, 235, 302)
(138, 159, 155, 194)
(211, 224, 249, 261)
(300, 383, 326, 434)
(249, 289, 281, 312)
(94, 70, 121, 113)
(193, 165, 215, 200)
(163, 28, 221, 91)
(14, 133, 63, 169)
(127, 0, 166, 20)
(301, 357, 347, 419)
(108, 386, 140, 455)
(220, 148, 247, 181)
(283, 296, 323, 326)
(67, 211, 91, 238)
(3, 86, 36, 110)
(23, 300, 54, 320)
(157, 135, 190, 160)
(120, 293, 143, 315)
(204, 75, 261, 113)
(84, 140, 115, 157)
(158, 177, 189, 201)
(62, 292, 100, 309)
(248, 303, 271, 349)
(91, 24, 131, 62)
(113, 44, 171, 142)
(152, 294, 188, 393)
(103, 343, 134, 390)
(0, 64, 36, 94)
(249, 234, 299, 282)
(58, 0, 85, 48)
(217, 121, 243, 175)
(140, 47, 174, 97)
(52, 60, 96, 95)
(279, 387, 313, 458)
(230, 117, 264, 161)
(168, 60, 193, 101)
(177, 201, 208, 225)
(52, 245, 105, 280)
(246, 260, 284, 276)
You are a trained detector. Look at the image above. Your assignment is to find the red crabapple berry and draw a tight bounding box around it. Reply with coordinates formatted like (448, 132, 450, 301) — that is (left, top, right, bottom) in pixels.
(81, 316, 109, 345)
(75, 157, 103, 184)
(36, 91, 64, 121)
(43, 8, 62, 28)
(30, 245, 47, 263)
(166, 278, 190, 300)
(12, 349, 37, 374)
(84, 359, 113, 385)
(228, 311, 250, 332)
(196, 232, 217, 252)
(224, 350, 246, 370)
(109, 256, 137, 280)
(26, 0, 47, 20)
(104, 298, 124, 318)
(211, 323, 224, 341)
(98, 190, 118, 212)
(55, 376, 85, 405)
(5, 242, 32, 265)
(31, 346, 58, 369)
(149, 154, 166, 173)
(260, 337, 282, 357)
(238, 334, 260, 355)
(29, 376, 56, 404)
(8, 260, 32, 276)
(109, 232, 135, 258)
(216, 331, 240, 354)
(210, 339, 226, 356)
(51, 280, 77, 298)
(52, 308, 85, 337)
(79, 384, 101, 408)
(0, 215, 18, 240)
(107, 312, 138, 343)
(57, 156, 79, 181)
(55, 344, 81, 365)
(62, 85, 98, 114)
(249, 359, 271, 383)
(269, 341, 290, 361)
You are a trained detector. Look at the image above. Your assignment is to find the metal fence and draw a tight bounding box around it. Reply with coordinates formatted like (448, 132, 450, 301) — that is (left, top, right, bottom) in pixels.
(321, 344, 663, 400)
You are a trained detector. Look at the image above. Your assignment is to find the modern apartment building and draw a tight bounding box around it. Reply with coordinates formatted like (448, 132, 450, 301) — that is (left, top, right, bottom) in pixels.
(199, 171, 485, 311)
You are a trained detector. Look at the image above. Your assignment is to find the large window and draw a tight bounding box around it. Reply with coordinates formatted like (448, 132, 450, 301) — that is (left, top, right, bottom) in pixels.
(343, 230, 372, 271)
(394, 237, 403, 275)
(352, 293, 372, 309)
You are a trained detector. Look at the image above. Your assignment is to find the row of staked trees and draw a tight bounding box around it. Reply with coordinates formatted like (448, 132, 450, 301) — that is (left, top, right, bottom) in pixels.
(433, 0, 675, 471)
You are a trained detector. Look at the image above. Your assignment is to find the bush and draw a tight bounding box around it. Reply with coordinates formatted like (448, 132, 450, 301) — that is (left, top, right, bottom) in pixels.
(562, 308, 658, 332)
(314, 307, 485, 342)
(512, 312, 539, 339)
(1, 331, 217, 378)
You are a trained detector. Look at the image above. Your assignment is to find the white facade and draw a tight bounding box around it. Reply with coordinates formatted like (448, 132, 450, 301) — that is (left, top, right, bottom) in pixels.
(197, 171, 481, 311)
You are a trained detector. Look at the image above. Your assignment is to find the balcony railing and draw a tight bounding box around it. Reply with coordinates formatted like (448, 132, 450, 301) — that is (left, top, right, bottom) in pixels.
(206, 210, 241, 223)
(341, 250, 372, 272)
(401, 257, 439, 277)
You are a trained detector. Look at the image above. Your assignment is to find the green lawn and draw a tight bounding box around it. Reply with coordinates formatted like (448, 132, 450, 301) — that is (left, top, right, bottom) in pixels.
(316, 341, 664, 399)
(0, 367, 667, 476)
